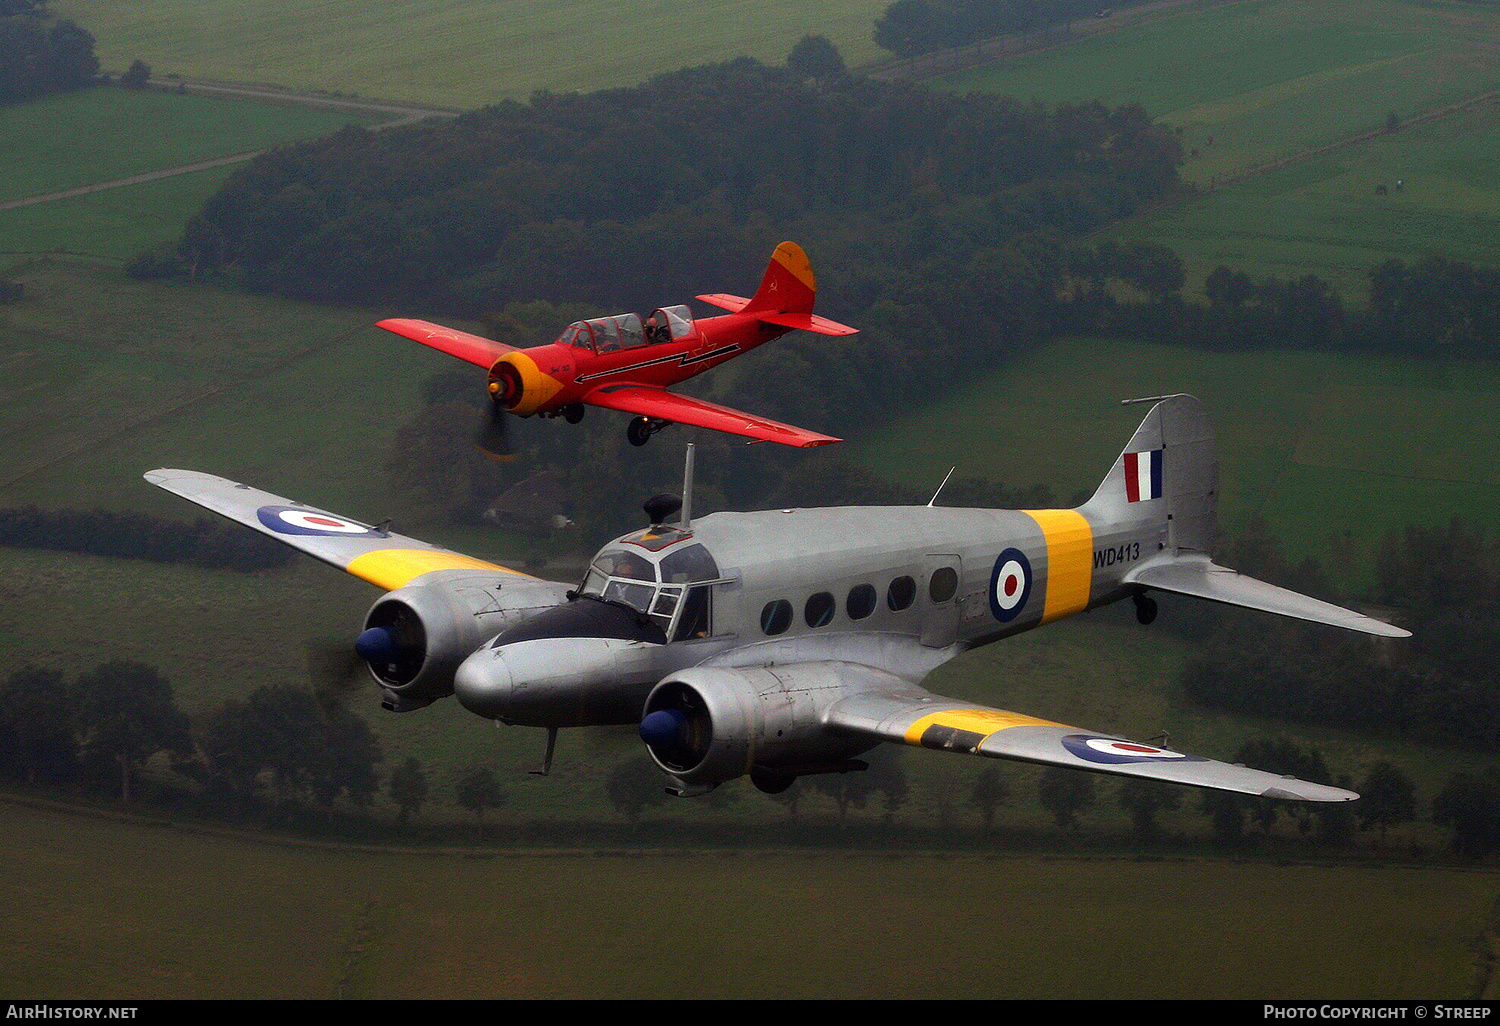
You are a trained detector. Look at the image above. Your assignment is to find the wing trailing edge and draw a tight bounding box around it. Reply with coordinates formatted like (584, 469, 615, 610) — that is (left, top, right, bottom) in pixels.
(584, 385, 841, 448)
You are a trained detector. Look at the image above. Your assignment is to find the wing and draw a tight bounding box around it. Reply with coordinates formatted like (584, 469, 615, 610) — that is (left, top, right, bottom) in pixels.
(824, 676, 1357, 802)
(376, 317, 517, 368)
(584, 384, 841, 448)
(145, 469, 533, 591)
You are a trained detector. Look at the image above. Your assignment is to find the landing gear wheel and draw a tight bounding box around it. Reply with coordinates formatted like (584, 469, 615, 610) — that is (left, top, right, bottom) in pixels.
(627, 416, 670, 447)
(563, 403, 585, 424)
(1134, 593, 1158, 626)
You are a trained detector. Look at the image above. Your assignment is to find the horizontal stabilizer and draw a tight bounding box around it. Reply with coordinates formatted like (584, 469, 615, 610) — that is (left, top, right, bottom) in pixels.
(695, 292, 750, 313)
(694, 295, 857, 336)
(1125, 554, 1410, 638)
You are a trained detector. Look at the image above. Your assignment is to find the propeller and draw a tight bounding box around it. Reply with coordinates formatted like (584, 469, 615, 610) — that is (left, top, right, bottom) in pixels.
(475, 396, 516, 462)
(304, 637, 369, 710)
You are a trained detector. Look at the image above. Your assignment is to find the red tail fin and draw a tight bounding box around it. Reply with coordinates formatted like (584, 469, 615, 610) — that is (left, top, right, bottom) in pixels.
(742, 241, 818, 315)
(696, 242, 858, 336)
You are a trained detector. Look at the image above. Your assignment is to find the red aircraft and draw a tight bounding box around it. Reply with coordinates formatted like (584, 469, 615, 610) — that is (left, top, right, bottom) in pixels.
(377, 241, 857, 452)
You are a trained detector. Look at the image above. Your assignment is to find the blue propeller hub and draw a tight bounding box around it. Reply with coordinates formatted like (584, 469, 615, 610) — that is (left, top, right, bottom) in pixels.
(355, 626, 397, 663)
(639, 708, 687, 747)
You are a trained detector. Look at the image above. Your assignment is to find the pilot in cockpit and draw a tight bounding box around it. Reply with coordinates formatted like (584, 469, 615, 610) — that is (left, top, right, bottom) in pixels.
(645, 312, 670, 345)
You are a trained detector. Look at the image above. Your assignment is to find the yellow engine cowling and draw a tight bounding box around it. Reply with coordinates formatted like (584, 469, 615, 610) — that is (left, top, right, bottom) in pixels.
(488, 351, 565, 415)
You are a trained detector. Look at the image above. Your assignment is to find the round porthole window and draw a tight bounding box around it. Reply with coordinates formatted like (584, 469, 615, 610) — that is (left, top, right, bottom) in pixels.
(846, 583, 876, 620)
(761, 599, 792, 636)
(805, 592, 836, 628)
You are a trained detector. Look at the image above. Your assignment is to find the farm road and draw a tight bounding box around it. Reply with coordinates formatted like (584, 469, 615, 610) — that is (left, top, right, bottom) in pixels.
(0, 80, 458, 213)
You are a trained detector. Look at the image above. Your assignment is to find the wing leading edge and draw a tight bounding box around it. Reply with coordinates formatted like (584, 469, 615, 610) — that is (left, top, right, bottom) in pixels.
(823, 672, 1357, 802)
(144, 469, 531, 591)
(376, 318, 517, 368)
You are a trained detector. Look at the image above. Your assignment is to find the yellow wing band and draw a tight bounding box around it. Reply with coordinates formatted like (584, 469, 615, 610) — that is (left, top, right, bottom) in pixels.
(1024, 508, 1093, 623)
(346, 549, 529, 591)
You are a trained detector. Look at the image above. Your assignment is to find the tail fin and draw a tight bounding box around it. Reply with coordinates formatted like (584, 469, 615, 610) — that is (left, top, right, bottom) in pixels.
(744, 241, 818, 316)
(696, 242, 858, 337)
(1081, 393, 1217, 555)
(1081, 394, 1409, 638)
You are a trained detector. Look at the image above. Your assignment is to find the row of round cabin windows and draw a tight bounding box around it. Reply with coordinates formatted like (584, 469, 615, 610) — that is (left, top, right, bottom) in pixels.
(760, 570, 956, 637)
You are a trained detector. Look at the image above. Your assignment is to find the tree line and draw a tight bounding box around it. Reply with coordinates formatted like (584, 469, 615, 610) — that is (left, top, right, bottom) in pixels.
(0, 5, 98, 103)
(874, 0, 1152, 59)
(0, 505, 295, 571)
(6, 660, 1480, 852)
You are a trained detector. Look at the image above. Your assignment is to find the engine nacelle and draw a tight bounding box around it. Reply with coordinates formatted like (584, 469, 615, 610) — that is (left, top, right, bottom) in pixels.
(488, 351, 564, 415)
(358, 571, 568, 712)
(639, 665, 877, 794)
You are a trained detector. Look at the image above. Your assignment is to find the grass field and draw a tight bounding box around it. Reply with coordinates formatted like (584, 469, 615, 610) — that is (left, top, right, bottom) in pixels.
(0, 88, 374, 205)
(1, 799, 1493, 999)
(0, 88, 377, 262)
(933, 0, 1500, 298)
(51, 0, 893, 109)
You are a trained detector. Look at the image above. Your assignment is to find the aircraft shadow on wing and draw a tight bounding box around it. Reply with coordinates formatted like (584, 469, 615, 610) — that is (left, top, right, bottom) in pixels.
(147, 395, 1407, 802)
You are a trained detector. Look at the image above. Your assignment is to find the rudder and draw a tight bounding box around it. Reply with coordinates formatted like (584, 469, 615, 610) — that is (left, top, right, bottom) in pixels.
(1080, 394, 1218, 555)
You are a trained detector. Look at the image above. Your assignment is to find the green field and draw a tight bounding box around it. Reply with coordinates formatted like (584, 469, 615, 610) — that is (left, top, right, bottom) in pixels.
(933, 0, 1500, 298)
(1, 799, 1493, 999)
(51, 0, 893, 108)
(0, 88, 378, 261)
(0, 88, 375, 205)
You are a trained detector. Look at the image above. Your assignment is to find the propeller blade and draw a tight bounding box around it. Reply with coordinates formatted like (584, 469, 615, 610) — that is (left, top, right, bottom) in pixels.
(475, 400, 517, 462)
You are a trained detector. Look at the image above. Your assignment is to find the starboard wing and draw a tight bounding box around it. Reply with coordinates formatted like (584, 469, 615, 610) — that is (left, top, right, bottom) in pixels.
(583, 384, 841, 448)
(144, 469, 532, 591)
(824, 676, 1357, 801)
(376, 317, 517, 368)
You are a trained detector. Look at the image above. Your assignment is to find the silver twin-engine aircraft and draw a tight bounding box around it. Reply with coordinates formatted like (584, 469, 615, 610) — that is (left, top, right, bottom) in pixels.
(147, 395, 1408, 801)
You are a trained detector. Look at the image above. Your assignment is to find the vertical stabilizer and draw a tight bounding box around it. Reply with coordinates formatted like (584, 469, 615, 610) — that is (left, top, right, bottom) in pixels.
(741, 241, 818, 316)
(1081, 394, 1218, 555)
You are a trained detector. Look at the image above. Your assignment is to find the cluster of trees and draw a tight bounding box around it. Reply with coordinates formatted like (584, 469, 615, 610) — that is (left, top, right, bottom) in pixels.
(874, 0, 1149, 59)
(165, 59, 1181, 317)
(5, 662, 1491, 853)
(1179, 518, 1500, 752)
(1068, 251, 1500, 360)
(0, 506, 294, 571)
(0, 663, 384, 816)
(0, 8, 98, 103)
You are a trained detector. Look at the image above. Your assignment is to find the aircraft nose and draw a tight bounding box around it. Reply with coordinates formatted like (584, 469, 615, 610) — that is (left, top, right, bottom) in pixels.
(453, 647, 514, 719)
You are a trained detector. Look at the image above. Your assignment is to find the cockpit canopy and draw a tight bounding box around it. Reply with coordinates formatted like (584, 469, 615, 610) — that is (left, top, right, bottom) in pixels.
(554, 305, 694, 354)
(578, 539, 720, 640)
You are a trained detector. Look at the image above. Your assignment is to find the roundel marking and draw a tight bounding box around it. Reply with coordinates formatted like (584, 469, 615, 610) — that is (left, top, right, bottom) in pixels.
(1060, 734, 1205, 765)
(988, 547, 1033, 622)
(256, 505, 379, 537)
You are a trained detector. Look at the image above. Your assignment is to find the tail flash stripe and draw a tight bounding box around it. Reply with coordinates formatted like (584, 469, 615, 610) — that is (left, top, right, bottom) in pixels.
(1125, 449, 1163, 503)
(1023, 508, 1094, 623)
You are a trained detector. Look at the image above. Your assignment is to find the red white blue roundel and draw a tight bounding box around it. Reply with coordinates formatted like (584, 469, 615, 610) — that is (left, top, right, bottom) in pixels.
(989, 547, 1032, 622)
(256, 505, 379, 536)
(1061, 735, 1205, 765)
